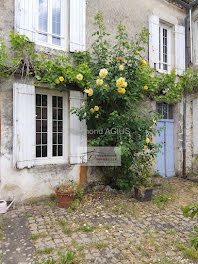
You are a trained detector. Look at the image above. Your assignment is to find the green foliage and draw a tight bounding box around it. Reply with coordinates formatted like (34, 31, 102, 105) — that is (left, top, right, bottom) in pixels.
(78, 224, 97, 232)
(37, 257, 56, 264)
(154, 194, 169, 208)
(57, 249, 77, 264)
(36, 247, 53, 254)
(49, 193, 56, 201)
(176, 243, 198, 261)
(182, 203, 198, 250)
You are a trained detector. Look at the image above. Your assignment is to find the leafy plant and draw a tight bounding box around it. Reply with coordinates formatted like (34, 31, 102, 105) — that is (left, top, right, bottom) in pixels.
(57, 249, 77, 264)
(154, 194, 169, 208)
(182, 203, 198, 250)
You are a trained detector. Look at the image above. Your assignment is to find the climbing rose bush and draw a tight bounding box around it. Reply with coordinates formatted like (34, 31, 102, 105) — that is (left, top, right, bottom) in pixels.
(70, 13, 161, 189)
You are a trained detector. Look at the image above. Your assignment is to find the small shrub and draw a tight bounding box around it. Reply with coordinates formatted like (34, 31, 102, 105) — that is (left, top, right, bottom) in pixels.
(154, 194, 169, 208)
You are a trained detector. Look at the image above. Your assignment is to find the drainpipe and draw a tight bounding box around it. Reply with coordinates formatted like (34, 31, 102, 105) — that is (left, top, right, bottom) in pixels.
(183, 13, 189, 178)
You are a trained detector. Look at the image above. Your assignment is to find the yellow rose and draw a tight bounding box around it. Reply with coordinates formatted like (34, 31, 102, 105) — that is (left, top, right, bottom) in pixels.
(122, 88, 126, 94)
(144, 145, 147, 149)
(96, 78, 103, 86)
(84, 89, 89, 94)
(76, 73, 83, 81)
(54, 78, 60, 84)
(118, 87, 123, 93)
(116, 77, 125, 87)
(115, 57, 119, 62)
(151, 135, 154, 139)
(90, 108, 94, 113)
(86, 82, 90, 86)
(136, 50, 140, 54)
(81, 102, 85, 107)
(99, 69, 108, 79)
(94, 106, 99, 111)
(120, 57, 125, 63)
(146, 138, 150, 144)
(123, 82, 127, 88)
(153, 119, 157, 124)
(59, 76, 64, 82)
(95, 114, 99, 118)
(103, 84, 108, 89)
(119, 64, 124, 71)
(144, 85, 148, 90)
(88, 88, 93, 96)
(142, 59, 147, 66)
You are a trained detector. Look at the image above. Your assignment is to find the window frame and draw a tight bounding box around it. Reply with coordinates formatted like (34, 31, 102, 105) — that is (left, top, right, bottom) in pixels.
(159, 22, 171, 73)
(35, 0, 67, 51)
(34, 88, 69, 165)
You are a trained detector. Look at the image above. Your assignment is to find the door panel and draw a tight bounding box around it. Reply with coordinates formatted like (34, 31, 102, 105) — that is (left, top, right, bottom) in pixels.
(156, 120, 174, 177)
(156, 121, 166, 177)
(165, 121, 175, 176)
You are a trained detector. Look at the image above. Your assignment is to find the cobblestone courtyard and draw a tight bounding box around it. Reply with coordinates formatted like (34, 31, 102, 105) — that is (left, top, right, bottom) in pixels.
(1, 177, 198, 264)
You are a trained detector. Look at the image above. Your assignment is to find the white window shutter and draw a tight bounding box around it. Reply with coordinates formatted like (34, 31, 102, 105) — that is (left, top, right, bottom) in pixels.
(70, 0, 86, 52)
(70, 91, 87, 164)
(175, 25, 185, 75)
(149, 15, 159, 70)
(15, 0, 35, 41)
(193, 98, 198, 155)
(13, 83, 36, 169)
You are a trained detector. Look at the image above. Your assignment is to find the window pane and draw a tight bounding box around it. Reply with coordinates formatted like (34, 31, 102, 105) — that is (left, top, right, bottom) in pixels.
(53, 145, 57, 156)
(53, 121, 57, 132)
(58, 97, 63, 108)
(36, 94, 41, 106)
(42, 95, 47, 106)
(53, 108, 57, 120)
(58, 145, 63, 156)
(36, 133, 41, 145)
(52, 96, 63, 157)
(42, 107, 47, 119)
(36, 94, 48, 158)
(42, 133, 47, 144)
(36, 146, 41, 158)
(42, 146, 47, 157)
(53, 96, 57, 107)
(38, 0, 48, 42)
(52, 37, 61, 46)
(169, 105, 174, 119)
(58, 109, 62, 120)
(53, 133, 57, 144)
(58, 133, 62, 144)
(52, 0, 61, 46)
(163, 104, 168, 119)
(42, 120, 47, 132)
(36, 107, 41, 119)
(36, 120, 41, 132)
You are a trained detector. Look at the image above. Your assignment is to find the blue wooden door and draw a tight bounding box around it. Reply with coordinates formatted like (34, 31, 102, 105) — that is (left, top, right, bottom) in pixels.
(156, 103, 175, 177)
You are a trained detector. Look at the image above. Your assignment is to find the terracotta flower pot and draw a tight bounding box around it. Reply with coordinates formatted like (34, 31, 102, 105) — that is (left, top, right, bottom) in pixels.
(55, 189, 75, 208)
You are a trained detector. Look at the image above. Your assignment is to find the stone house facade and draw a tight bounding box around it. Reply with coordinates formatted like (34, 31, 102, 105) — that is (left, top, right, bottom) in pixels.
(0, 0, 197, 201)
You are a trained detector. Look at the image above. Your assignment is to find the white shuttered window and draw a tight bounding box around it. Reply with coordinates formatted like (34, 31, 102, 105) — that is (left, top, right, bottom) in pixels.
(15, 0, 86, 51)
(13, 85, 87, 168)
(149, 15, 185, 75)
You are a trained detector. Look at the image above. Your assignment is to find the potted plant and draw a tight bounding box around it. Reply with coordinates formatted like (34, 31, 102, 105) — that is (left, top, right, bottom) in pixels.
(55, 181, 78, 208)
(133, 153, 154, 202)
